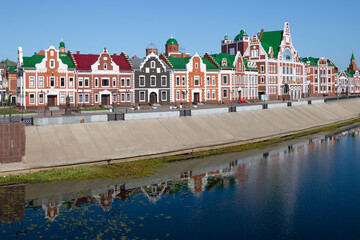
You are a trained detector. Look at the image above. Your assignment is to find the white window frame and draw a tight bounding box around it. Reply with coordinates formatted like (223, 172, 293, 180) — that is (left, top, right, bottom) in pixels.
(121, 78, 125, 87)
(113, 77, 116, 87)
(212, 76, 215, 86)
(78, 77, 83, 87)
(176, 76, 180, 86)
(194, 76, 200, 86)
(69, 77, 74, 87)
(126, 78, 130, 87)
(60, 93, 65, 103)
(139, 91, 145, 102)
(150, 75, 156, 87)
(176, 90, 180, 100)
(161, 76, 167, 87)
(95, 78, 99, 87)
(39, 76, 44, 88)
(101, 78, 110, 87)
(29, 76, 35, 87)
(139, 75, 145, 87)
(161, 91, 167, 101)
(126, 93, 130, 102)
(60, 77, 65, 87)
(182, 76, 186, 86)
(151, 61, 155, 68)
(29, 93, 35, 104)
(95, 94, 99, 103)
(39, 93, 44, 104)
(50, 77, 55, 87)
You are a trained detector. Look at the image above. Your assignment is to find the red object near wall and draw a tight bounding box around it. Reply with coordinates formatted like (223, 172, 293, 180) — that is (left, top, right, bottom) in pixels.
(240, 98, 246, 103)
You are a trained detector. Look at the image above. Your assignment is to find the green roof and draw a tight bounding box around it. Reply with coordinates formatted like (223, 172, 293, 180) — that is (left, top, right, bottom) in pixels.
(300, 57, 319, 66)
(166, 57, 190, 70)
(166, 56, 218, 70)
(60, 41, 65, 48)
(351, 52, 355, 60)
(202, 58, 218, 70)
(234, 30, 248, 42)
(243, 59, 258, 70)
(211, 53, 235, 69)
(260, 30, 283, 59)
(347, 71, 355, 77)
(21, 53, 75, 69)
(166, 38, 178, 45)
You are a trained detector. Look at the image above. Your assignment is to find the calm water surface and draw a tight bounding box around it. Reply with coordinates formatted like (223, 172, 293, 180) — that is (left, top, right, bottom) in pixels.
(1, 128, 360, 240)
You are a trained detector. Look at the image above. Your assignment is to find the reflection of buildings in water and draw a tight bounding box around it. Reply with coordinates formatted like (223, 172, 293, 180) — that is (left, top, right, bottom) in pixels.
(141, 181, 172, 204)
(42, 202, 62, 222)
(115, 184, 135, 202)
(94, 189, 115, 213)
(236, 164, 248, 186)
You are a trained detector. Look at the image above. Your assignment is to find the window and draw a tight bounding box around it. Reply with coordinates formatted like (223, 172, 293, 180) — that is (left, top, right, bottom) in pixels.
(95, 94, 99, 103)
(161, 91, 167, 101)
(223, 89, 228, 98)
(84, 78, 89, 87)
(182, 76, 186, 86)
(39, 93, 44, 104)
(50, 77, 55, 87)
(126, 93, 130, 102)
(207, 90, 210, 99)
(261, 77, 264, 83)
(104, 63, 107, 69)
(283, 67, 285, 74)
(60, 93, 65, 103)
(151, 61, 155, 68)
(223, 75, 228, 84)
(315, 78, 318, 83)
(78, 78, 83, 87)
(139, 91, 145, 102)
(29, 77, 35, 87)
(113, 78, 116, 87)
(113, 94, 116, 102)
(212, 76, 215, 86)
(39, 77, 44, 87)
(176, 76, 180, 86)
(194, 76, 199, 86)
(69, 93, 74, 103)
(102, 78, 110, 87)
(212, 90, 216, 99)
(60, 77, 65, 87)
(251, 50, 258, 57)
(121, 93, 125, 102)
(328, 78, 331, 83)
(121, 78, 125, 87)
(95, 78, 99, 87)
(50, 60, 55, 68)
(157, 68, 160, 73)
(260, 65, 264, 73)
(69, 77, 74, 87)
(315, 69, 318, 74)
(139, 76, 145, 87)
(161, 76, 167, 86)
(176, 91, 180, 100)
(182, 91, 186, 100)
(328, 69, 331, 74)
(150, 76, 156, 86)
(79, 94, 83, 103)
(195, 63, 198, 69)
(290, 67, 293, 75)
(29, 94, 35, 104)
(207, 77, 210, 86)
(126, 78, 130, 87)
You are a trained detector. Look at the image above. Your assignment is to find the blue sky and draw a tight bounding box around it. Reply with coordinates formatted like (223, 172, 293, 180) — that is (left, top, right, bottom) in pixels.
(1, 0, 359, 70)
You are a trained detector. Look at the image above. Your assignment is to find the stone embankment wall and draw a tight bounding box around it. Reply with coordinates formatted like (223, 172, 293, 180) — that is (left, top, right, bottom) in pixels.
(0, 122, 25, 164)
(21, 99, 360, 169)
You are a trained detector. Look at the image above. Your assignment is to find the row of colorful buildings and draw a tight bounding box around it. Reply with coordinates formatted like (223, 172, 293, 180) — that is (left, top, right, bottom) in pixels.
(1, 22, 359, 108)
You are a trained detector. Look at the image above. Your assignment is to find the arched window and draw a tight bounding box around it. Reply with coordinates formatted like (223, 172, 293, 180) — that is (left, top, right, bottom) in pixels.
(151, 61, 155, 68)
(104, 63, 107, 69)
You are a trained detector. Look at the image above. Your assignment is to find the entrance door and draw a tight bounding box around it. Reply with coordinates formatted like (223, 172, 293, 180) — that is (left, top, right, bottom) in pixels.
(48, 96, 56, 106)
(194, 93, 200, 103)
(150, 92, 157, 104)
(101, 94, 110, 105)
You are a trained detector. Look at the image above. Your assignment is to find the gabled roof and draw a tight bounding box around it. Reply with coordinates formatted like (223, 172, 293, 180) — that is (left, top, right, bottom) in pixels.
(166, 57, 191, 70)
(260, 30, 283, 59)
(130, 57, 171, 71)
(202, 58, 219, 70)
(72, 53, 132, 71)
(210, 53, 235, 69)
(21, 54, 75, 69)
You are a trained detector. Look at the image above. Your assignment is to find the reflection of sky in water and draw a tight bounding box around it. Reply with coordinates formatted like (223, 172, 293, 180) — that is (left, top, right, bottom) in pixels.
(1, 128, 360, 239)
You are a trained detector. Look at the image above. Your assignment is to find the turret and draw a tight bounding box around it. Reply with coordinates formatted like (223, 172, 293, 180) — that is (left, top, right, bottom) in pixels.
(165, 35, 179, 56)
(59, 40, 66, 56)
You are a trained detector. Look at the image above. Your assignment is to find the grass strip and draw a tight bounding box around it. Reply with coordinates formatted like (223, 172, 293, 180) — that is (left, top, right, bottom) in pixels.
(1, 118, 360, 185)
(0, 109, 36, 114)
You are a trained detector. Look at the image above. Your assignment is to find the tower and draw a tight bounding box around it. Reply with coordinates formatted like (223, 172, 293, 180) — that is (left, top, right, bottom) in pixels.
(59, 40, 66, 56)
(347, 53, 359, 72)
(146, 42, 158, 56)
(234, 30, 249, 55)
(165, 35, 179, 56)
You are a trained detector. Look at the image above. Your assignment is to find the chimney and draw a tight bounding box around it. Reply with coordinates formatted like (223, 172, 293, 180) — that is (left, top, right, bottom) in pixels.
(76, 51, 80, 54)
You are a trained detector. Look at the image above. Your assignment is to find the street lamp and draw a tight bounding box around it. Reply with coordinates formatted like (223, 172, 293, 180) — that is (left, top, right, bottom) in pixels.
(8, 91, 12, 121)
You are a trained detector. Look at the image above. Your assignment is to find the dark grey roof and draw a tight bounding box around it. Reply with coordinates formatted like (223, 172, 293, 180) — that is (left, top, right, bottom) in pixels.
(130, 58, 143, 71)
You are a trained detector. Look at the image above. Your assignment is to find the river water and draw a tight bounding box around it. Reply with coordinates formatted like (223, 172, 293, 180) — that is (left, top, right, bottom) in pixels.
(1, 127, 360, 239)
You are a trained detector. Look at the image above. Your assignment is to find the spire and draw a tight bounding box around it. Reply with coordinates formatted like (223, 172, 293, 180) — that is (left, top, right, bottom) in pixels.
(351, 52, 355, 60)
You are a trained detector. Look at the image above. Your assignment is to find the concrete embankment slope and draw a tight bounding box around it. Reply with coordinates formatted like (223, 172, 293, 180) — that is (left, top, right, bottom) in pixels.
(23, 99, 360, 169)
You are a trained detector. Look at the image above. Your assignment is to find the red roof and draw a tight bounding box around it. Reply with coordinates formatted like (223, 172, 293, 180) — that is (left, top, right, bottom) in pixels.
(72, 52, 132, 71)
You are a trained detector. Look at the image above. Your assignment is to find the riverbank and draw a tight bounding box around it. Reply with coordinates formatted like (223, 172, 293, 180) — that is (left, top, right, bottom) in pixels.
(1, 98, 360, 179)
(1, 117, 360, 185)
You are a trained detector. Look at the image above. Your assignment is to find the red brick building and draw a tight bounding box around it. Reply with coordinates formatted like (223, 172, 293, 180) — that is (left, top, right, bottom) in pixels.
(70, 49, 133, 107)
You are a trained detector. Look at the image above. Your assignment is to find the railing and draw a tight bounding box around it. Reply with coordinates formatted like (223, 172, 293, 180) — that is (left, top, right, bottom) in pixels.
(108, 113, 125, 121)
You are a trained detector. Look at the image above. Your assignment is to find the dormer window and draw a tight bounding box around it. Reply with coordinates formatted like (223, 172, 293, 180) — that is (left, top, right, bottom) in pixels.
(104, 63, 107, 69)
(151, 61, 155, 68)
(50, 51, 54, 57)
(50, 60, 55, 68)
(222, 58, 227, 67)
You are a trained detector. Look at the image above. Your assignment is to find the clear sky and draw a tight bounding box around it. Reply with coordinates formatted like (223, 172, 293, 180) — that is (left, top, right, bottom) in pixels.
(1, 0, 359, 70)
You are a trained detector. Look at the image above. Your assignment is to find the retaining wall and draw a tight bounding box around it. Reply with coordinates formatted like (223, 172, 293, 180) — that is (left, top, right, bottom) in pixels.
(20, 99, 360, 171)
(191, 107, 228, 116)
(0, 122, 25, 164)
(33, 115, 108, 126)
(124, 111, 179, 121)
